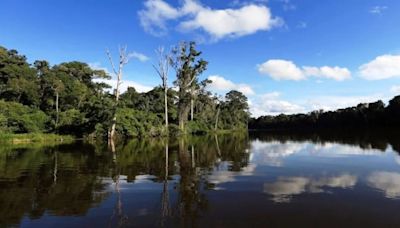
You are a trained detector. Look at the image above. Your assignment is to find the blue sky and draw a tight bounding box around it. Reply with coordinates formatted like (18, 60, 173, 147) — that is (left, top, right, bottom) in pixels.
(1, 0, 400, 116)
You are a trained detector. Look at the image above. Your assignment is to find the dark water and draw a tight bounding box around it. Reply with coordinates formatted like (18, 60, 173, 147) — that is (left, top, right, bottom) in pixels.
(1, 131, 400, 227)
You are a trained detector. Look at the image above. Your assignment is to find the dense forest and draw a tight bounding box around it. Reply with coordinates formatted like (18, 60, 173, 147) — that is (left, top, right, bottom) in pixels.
(249, 96, 400, 130)
(0, 42, 250, 138)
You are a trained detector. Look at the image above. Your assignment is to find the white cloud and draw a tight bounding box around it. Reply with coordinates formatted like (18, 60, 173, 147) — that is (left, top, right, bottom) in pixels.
(250, 92, 390, 117)
(303, 66, 351, 81)
(250, 92, 305, 116)
(369, 6, 387, 14)
(258, 59, 305, 81)
(367, 172, 400, 199)
(138, 0, 283, 40)
(130, 52, 150, 62)
(208, 75, 255, 95)
(258, 59, 351, 81)
(306, 94, 386, 111)
(138, 0, 180, 35)
(180, 4, 283, 40)
(359, 55, 400, 80)
(391, 85, 400, 94)
(94, 78, 154, 93)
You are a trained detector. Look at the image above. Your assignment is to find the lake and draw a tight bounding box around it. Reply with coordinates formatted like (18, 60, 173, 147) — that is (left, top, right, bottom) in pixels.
(1, 131, 400, 227)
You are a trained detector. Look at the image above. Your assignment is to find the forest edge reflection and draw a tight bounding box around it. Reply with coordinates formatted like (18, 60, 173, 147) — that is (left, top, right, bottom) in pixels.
(1, 131, 400, 227)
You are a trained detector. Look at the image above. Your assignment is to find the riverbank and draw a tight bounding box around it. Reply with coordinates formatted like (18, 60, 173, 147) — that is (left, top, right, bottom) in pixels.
(0, 133, 75, 144)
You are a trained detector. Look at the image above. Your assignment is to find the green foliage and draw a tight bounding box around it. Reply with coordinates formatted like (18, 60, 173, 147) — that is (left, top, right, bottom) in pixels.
(0, 47, 40, 106)
(115, 108, 165, 137)
(171, 42, 208, 131)
(187, 120, 209, 134)
(0, 44, 250, 138)
(0, 113, 7, 131)
(0, 100, 50, 133)
(57, 109, 88, 135)
(219, 90, 250, 130)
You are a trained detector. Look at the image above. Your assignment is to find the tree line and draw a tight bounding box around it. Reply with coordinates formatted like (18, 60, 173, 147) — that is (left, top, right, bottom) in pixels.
(249, 97, 400, 130)
(0, 42, 250, 138)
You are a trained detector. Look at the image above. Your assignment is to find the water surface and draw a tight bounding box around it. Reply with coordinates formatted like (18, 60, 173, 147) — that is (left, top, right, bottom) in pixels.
(1, 131, 400, 227)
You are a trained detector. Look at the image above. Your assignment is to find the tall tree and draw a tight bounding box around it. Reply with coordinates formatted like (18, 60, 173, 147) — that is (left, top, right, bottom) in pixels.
(153, 47, 170, 130)
(170, 42, 207, 132)
(106, 46, 133, 139)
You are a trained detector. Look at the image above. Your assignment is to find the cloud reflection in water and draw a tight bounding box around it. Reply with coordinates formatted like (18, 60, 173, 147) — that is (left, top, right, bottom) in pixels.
(264, 174, 357, 203)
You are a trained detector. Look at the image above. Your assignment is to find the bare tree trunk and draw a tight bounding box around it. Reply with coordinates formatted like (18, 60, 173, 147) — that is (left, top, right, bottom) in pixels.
(107, 46, 132, 140)
(110, 68, 121, 139)
(53, 151, 58, 184)
(214, 134, 221, 157)
(154, 47, 170, 131)
(161, 141, 170, 222)
(179, 104, 190, 132)
(190, 98, 194, 121)
(55, 91, 59, 128)
(214, 106, 220, 131)
(164, 85, 168, 128)
(191, 145, 195, 168)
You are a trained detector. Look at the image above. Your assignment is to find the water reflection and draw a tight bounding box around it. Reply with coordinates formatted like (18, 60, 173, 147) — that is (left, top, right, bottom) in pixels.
(264, 174, 357, 203)
(367, 171, 400, 199)
(1, 131, 400, 227)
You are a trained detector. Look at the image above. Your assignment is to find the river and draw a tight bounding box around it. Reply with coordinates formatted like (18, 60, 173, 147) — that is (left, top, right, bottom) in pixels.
(1, 131, 400, 227)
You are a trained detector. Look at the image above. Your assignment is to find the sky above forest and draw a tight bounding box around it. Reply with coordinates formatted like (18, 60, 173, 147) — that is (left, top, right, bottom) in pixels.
(1, 0, 400, 116)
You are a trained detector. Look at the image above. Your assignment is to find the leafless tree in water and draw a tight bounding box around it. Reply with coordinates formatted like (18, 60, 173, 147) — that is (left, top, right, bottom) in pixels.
(106, 46, 133, 140)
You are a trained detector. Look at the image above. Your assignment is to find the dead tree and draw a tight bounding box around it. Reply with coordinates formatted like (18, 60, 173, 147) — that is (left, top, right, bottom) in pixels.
(106, 46, 133, 140)
(153, 47, 170, 131)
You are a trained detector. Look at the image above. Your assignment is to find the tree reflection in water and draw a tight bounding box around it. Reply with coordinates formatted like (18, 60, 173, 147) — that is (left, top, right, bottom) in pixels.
(2, 131, 400, 227)
(160, 139, 170, 227)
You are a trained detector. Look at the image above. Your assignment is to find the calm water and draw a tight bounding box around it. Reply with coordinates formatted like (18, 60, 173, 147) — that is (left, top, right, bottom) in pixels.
(1, 131, 400, 227)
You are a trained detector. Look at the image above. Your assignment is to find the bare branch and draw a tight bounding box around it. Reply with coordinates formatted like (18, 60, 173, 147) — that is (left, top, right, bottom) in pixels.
(106, 49, 118, 76)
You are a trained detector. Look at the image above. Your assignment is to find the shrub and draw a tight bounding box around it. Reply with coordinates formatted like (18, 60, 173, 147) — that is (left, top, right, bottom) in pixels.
(0, 100, 50, 133)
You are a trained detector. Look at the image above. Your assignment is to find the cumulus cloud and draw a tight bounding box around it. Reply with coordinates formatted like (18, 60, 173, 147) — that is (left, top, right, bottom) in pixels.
(138, 0, 180, 35)
(258, 59, 305, 81)
(258, 59, 351, 81)
(359, 55, 400, 80)
(367, 172, 400, 199)
(302, 66, 351, 81)
(250, 92, 304, 116)
(208, 75, 255, 95)
(180, 4, 283, 40)
(264, 174, 357, 203)
(138, 0, 283, 40)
